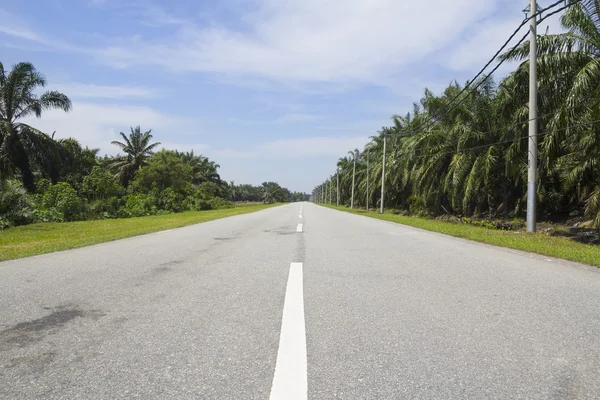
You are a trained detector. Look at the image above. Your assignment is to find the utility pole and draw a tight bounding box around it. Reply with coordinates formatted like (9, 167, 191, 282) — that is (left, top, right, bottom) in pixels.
(351, 150, 358, 209)
(336, 169, 340, 206)
(329, 176, 332, 204)
(366, 151, 369, 211)
(380, 136, 387, 214)
(526, 0, 538, 232)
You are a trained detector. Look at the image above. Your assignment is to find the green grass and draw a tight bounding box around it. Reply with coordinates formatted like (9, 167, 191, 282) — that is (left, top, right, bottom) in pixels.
(0, 203, 279, 262)
(323, 204, 600, 267)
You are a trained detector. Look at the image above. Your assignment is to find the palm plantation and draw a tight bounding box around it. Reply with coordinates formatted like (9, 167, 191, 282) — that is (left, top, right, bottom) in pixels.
(317, 1, 600, 227)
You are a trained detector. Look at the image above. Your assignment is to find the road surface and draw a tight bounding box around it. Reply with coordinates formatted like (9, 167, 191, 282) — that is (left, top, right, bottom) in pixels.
(1, 203, 600, 399)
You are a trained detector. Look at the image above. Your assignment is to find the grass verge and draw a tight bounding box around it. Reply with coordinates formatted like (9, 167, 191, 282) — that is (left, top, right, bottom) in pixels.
(0, 203, 279, 262)
(323, 204, 600, 267)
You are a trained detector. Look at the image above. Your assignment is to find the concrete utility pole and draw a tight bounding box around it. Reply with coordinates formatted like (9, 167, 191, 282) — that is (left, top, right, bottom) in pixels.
(351, 150, 358, 209)
(336, 169, 340, 206)
(366, 151, 369, 211)
(380, 136, 387, 214)
(526, 0, 538, 232)
(329, 176, 333, 204)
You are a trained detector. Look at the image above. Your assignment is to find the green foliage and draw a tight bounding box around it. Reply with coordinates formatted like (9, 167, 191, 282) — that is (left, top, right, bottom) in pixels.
(57, 138, 99, 189)
(314, 3, 600, 229)
(0, 60, 301, 230)
(120, 193, 157, 218)
(39, 182, 83, 222)
(131, 150, 193, 195)
(0, 180, 34, 229)
(87, 197, 120, 219)
(110, 126, 161, 187)
(82, 166, 122, 200)
(0, 62, 71, 190)
(0, 204, 279, 261)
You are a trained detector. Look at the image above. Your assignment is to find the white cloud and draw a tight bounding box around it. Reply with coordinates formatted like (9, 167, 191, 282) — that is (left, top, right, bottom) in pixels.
(0, 10, 42, 42)
(90, 0, 492, 85)
(0, 9, 81, 52)
(214, 148, 258, 159)
(158, 142, 211, 154)
(21, 102, 192, 155)
(258, 136, 369, 157)
(50, 83, 159, 99)
(445, 4, 568, 77)
(214, 135, 369, 159)
(274, 113, 320, 123)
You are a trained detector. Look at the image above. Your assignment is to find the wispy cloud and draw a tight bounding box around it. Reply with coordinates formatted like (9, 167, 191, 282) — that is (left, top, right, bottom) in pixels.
(1, 1, 533, 90)
(0, 9, 82, 52)
(91, 0, 493, 86)
(50, 83, 160, 99)
(22, 102, 194, 155)
(274, 113, 321, 124)
(214, 135, 369, 159)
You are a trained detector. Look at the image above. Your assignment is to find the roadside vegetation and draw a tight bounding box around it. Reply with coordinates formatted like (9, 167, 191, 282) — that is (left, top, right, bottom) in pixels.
(0, 203, 278, 262)
(325, 204, 600, 267)
(314, 2, 600, 247)
(0, 62, 307, 232)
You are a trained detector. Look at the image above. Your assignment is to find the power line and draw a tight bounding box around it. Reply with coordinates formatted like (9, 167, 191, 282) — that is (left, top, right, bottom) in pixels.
(396, 0, 582, 138)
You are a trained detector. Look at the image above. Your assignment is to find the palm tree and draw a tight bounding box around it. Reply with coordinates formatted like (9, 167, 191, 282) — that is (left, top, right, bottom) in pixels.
(0, 62, 72, 190)
(500, 0, 600, 222)
(262, 182, 284, 204)
(111, 126, 160, 187)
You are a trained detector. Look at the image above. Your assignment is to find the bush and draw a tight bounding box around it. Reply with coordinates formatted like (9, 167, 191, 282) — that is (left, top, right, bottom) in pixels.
(87, 196, 120, 219)
(120, 193, 157, 218)
(157, 188, 186, 212)
(35, 178, 51, 194)
(40, 182, 84, 222)
(82, 167, 122, 200)
(0, 180, 35, 229)
(33, 208, 65, 223)
(208, 197, 233, 210)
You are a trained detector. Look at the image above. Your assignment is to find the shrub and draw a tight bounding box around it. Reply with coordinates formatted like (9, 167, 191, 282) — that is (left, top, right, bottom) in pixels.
(35, 178, 51, 194)
(82, 166, 122, 200)
(87, 196, 120, 219)
(157, 188, 186, 212)
(208, 197, 233, 210)
(41, 182, 84, 221)
(33, 208, 65, 223)
(0, 180, 34, 228)
(120, 194, 157, 218)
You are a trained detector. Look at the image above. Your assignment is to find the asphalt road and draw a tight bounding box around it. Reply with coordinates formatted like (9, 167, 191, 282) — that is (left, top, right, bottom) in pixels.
(1, 203, 600, 399)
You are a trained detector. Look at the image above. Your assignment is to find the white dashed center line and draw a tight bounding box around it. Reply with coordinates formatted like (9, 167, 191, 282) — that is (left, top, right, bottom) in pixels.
(269, 262, 307, 400)
(296, 224, 303, 233)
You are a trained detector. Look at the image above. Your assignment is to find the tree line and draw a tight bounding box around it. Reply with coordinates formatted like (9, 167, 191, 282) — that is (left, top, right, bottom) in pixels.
(315, 2, 600, 227)
(0, 62, 305, 229)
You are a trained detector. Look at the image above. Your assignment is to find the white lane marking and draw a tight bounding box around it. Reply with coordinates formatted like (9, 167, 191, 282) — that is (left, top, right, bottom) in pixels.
(296, 224, 303, 233)
(155, 229, 173, 235)
(269, 262, 307, 400)
(299, 214, 303, 219)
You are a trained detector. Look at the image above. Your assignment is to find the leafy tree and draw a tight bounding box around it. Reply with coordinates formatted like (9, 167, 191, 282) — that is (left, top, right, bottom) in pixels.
(175, 150, 222, 185)
(82, 166, 122, 200)
(40, 182, 83, 221)
(110, 126, 160, 187)
(0, 62, 71, 190)
(58, 138, 99, 189)
(131, 150, 193, 195)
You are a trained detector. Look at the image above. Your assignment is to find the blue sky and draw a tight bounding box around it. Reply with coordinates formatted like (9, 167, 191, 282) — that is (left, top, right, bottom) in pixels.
(0, 0, 563, 192)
